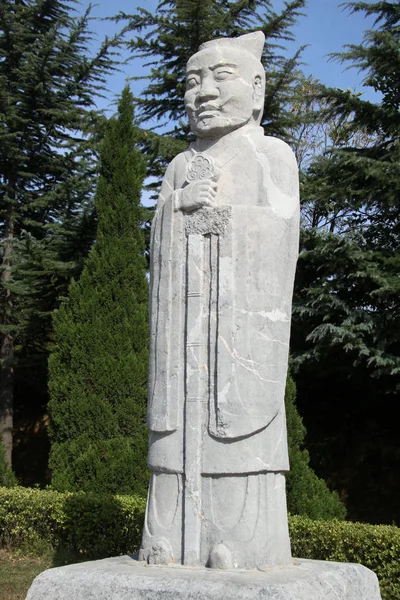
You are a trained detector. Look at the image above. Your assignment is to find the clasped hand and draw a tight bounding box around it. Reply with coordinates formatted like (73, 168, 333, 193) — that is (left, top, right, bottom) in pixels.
(177, 179, 217, 212)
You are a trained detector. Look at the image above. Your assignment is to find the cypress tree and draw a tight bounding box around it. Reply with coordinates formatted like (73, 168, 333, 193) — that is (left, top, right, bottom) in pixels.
(48, 87, 149, 497)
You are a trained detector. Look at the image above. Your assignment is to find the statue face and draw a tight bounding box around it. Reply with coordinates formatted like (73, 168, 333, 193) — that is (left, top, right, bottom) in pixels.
(184, 46, 263, 139)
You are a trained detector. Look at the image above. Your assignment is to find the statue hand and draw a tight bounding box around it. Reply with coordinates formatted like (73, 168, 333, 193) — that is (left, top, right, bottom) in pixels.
(177, 179, 217, 212)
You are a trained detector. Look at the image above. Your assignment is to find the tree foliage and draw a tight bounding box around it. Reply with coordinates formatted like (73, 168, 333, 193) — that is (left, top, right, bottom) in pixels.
(291, 0, 400, 524)
(48, 87, 149, 497)
(294, 0, 400, 385)
(0, 0, 124, 467)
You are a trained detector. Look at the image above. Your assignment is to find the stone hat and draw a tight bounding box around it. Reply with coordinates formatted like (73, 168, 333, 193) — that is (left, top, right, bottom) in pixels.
(198, 31, 265, 62)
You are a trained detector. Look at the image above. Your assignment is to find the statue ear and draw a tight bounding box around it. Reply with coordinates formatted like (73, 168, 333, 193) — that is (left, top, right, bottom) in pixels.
(253, 75, 264, 110)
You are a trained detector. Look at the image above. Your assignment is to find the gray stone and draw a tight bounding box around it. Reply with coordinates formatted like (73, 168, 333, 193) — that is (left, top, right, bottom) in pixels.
(26, 556, 382, 600)
(142, 29, 299, 569)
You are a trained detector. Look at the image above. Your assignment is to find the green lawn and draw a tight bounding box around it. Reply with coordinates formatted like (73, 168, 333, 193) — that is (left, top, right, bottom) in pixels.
(0, 550, 52, 600)
(0, 548, 84, 600)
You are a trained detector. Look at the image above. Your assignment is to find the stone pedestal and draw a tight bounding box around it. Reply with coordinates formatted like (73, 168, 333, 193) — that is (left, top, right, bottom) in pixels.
(26, 555, 382, 600)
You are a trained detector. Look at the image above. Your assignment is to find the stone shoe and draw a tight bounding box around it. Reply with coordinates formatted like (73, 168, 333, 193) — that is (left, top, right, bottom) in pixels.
(140, 538, 174, 565)
(207, 543, 233, 569)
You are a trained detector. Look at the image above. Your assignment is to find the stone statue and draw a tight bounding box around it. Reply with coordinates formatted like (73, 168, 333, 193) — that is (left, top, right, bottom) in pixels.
(139, 31, 300, 570)
(26, 30, 383, 600)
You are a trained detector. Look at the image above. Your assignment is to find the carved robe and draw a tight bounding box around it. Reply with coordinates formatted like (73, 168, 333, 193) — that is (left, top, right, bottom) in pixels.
(147, 124, 299, 476)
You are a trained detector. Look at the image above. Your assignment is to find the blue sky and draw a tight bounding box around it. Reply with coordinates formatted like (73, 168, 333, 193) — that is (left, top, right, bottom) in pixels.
(79, 0, 378, 114)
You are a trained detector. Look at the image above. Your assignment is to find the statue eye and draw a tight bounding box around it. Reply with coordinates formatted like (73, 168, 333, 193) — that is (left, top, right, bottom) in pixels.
(186, 75, 200, 88)
(214, 69, 235, 81)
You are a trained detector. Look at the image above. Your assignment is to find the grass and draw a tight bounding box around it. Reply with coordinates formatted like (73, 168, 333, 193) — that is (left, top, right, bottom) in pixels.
(0, 547, 84, 600)
(0, 549, 52, 600)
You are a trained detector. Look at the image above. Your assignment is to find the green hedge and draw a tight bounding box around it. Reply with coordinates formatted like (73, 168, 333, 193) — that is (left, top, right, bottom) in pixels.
(290, 516, 400, 600)
(0, 487, 146, 559)
(1, 488, 399, 599)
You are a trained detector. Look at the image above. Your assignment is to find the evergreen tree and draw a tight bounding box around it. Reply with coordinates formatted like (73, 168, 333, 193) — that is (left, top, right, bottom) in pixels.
(0, 0, 124, 466)
(48, 87, 149, 497)
(117, 0, 305, 179)
(291, 1, 400, 523)
(295, 0, 400, 379)
(285, 373, 346, 520)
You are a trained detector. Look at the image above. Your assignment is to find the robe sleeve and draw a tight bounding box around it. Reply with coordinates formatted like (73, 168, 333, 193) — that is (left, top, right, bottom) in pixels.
(209, 138, 300, 439)
(148, 158, 186, 432)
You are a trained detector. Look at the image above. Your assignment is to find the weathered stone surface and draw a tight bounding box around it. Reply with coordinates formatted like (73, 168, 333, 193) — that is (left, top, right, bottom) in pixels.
(142, 29, 299, 569)
(26, 556, 382, 600)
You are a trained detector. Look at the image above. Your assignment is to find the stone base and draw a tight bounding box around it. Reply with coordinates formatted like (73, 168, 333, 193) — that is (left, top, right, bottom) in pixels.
(26, 555, 382, 600)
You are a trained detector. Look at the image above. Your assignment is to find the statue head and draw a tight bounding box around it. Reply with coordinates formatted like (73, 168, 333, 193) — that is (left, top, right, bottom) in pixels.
(184, 32, 266, 139)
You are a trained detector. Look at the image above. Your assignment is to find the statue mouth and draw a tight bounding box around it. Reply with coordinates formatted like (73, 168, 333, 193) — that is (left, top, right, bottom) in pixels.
(196, 105, 221, 117)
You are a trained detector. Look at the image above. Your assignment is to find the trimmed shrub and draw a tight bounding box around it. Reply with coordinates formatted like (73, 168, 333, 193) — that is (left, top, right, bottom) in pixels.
(285, 373, 346, 520)
(0, 487, 65, 550)
(1, 487, 399, 599)
(0, 487, 145, 559)
(290, 516, 400, 600)
(60, 491, 146, 558)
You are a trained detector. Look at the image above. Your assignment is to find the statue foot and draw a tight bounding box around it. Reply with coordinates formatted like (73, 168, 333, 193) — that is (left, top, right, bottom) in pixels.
(208, 543, 233, 569)
(140, 538, 174, 565)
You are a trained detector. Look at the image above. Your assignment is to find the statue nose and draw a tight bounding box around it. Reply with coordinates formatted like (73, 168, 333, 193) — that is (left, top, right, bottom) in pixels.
(197, 76, 219, 101)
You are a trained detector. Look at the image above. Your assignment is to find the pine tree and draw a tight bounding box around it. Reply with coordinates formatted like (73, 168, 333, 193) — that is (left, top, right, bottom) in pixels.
(48, 87, 149, 497)
(291, 1, 400, 523)
(117, 0, 305, 179)
(0, 0, 124, 466)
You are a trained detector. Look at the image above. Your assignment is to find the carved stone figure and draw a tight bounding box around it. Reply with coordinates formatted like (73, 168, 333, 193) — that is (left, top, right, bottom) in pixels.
(139, 31, 300, 570)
